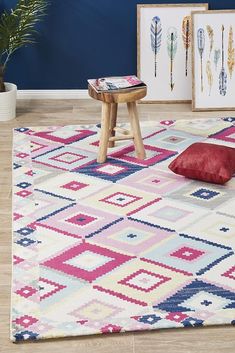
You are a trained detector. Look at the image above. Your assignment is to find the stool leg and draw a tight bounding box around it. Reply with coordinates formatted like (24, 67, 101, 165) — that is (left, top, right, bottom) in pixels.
(97, 102, 111, 163)
(108, 103, 118, 148)
(127, 101, 146, 160)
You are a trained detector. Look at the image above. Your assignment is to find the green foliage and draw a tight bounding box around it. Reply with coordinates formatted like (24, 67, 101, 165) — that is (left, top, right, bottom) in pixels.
(0, 0, 48, 71)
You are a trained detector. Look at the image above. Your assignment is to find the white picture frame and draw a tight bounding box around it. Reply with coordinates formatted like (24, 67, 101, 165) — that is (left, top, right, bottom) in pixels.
(137, 3, 208, 103)
(192, 10, 235, 111)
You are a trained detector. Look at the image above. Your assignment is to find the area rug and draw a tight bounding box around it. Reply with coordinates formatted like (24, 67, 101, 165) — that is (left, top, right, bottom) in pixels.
(12, 118, 235, 341)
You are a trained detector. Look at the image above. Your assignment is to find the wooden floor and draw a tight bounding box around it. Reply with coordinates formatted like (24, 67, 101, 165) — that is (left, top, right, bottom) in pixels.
(1, 99, 235, 353)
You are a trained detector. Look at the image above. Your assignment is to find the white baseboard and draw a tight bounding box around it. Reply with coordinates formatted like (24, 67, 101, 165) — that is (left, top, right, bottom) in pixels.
(17, 89, 90, 100)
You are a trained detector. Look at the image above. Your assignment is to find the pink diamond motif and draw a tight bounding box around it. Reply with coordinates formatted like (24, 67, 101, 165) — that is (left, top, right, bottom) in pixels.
(169, 137, 179, 142)
(100, 192, 142, 207)
(50, 152, 86, 164)
(110, 144, 176, 166)
(39, 277, 66, 300)
(66, 213, 97, 226)
(160, 120, 174, 126)
(16, 152, 29, 158)
(34, 129, 95, 144)
(15, 286, 37, 298)
(13, 255, 24, 265)
(61, 181, 88, 191)
(30, 141, 46, 152)
(42, 242, 132, 282)
(119, 269, 171, 292)
(170, 246, 205, 261)
(166, 312, 188, 323)
(222, 266, 235, 280)
(16, 190, 32, 198)
(101, 324, 122, 333)
(152, 179, 160, 184)
(14, 315, 38, 328)
(91, 140, 99, 147)
(13, 213, 23, 221)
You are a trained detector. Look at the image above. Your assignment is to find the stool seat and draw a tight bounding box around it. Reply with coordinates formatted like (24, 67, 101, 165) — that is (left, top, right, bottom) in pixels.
(88, 84, 147, 103)
(88, 84, 147, 163)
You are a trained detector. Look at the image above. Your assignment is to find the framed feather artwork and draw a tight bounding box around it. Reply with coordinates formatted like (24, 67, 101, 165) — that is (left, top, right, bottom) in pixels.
(192, 10, 235, 111)
(137, 3, 208, 103)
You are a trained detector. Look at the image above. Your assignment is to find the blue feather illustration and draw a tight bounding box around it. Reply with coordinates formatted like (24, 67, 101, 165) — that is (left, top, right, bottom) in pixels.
(167, 27, 178, 91)
(150, 16, 162, 77)
(219, 25, 227, 96)
(214, 49, 221, 71)
(197, 28, 205, 92)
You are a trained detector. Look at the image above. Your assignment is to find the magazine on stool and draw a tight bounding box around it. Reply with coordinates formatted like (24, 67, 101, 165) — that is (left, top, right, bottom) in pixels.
(88, 75, 146, 93)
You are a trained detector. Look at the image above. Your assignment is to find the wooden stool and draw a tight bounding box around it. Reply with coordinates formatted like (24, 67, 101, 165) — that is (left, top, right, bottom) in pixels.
(88, 84, 147, 163)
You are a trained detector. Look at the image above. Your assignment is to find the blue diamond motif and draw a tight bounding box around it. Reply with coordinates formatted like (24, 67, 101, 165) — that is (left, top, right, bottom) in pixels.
(138, 314, 162, 325)
(16, 182, 31, 189)
(220, 227, 230, 232)
(191, 188, 220, 200)
(17, 227, 35, 236)
(14, 163, 21, 170)
(74, 158, 143, 182)
(16, 238, 36, 247)
(154, 279, 235, 312)
(14, 330, 39, 341)
(182, 318, 204, 327)
(223, 117, 235, 122)
(200, 300, 212, 307)
(127, 233, 137, 239)
(15, 128, 30, 133)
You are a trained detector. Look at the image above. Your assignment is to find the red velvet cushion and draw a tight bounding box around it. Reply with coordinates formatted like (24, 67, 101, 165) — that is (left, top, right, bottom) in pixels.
(168, 142, 235, 184)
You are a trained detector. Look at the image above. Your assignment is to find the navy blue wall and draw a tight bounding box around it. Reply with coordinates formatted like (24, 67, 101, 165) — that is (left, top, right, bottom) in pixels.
(2, 0, 235, 89)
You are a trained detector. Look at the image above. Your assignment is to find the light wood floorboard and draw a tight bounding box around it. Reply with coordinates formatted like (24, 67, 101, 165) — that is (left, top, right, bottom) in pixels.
(0, 99, 235, 352)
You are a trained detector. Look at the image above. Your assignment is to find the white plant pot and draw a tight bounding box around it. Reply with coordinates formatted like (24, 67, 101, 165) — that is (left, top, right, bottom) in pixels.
(0, 82, 17, 121)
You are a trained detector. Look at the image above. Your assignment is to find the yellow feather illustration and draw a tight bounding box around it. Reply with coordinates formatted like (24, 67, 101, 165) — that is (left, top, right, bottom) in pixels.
(227, 25, 235, 79)
(206, 60, 213, 96)
(182, 15, 192, 76)
(206, 25, 214, 58)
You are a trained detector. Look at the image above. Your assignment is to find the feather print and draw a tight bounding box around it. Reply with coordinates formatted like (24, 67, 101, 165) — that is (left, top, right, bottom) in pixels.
(167, 27, 178, 91)
(206, 60, 213, 95)
(206, 25, 214, 58)
(197, 28, 205, 92)
(214, 49, 221, 71)
(219, 25, 227, 96)
(227, 25, 235, 78)
(150, 16, 162, 77)
(182, 16, 192, 76)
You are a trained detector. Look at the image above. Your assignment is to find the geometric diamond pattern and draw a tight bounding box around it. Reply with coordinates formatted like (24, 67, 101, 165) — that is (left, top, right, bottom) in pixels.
(118, 269, 171, 292)
(74, 158, 144, 182)
(141, 233, 233, 275)
(36, 203, 119, 239)
(167, 182, 231, 210)
(210, 126, 235, 143)
(70, 300, 122, 321)
(155, 279, 235, 312)
(13, 315, 38, 328)
(33, 146, 96, 171)
(42, 242, 133, 282)
(12, 118, 235, 341)
(190, 188, 220, 200)
(110, 144, 177, 167)
(39, 277, 66, 300)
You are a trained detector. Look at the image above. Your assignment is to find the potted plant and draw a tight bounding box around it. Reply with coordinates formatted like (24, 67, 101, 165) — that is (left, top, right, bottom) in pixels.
(0, 0, 48, 121)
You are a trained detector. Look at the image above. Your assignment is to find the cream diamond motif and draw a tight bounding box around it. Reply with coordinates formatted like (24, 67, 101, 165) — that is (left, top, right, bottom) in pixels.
(65, 251, 112, 271)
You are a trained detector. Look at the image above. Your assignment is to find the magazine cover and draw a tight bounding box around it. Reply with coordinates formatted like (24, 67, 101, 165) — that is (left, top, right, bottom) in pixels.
(88, 75, 146, 92)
